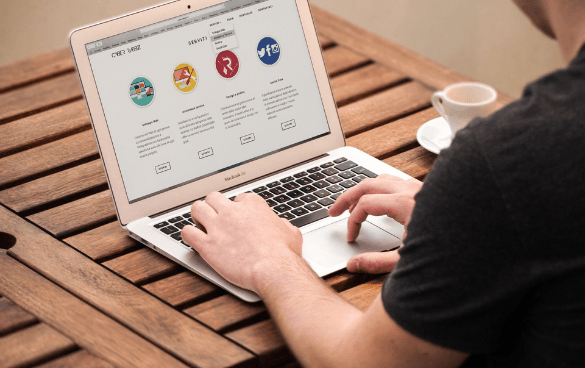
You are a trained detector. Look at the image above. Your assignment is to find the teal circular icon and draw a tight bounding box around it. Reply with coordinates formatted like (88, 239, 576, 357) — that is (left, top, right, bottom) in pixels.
(129, 77, 155, 107)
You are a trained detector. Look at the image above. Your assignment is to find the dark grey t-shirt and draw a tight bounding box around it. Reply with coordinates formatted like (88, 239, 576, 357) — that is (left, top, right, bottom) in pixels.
(383, 45, 585, 367)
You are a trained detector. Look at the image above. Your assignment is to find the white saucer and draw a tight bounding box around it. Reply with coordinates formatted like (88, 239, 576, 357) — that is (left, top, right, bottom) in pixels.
(417, 117, 452, 154)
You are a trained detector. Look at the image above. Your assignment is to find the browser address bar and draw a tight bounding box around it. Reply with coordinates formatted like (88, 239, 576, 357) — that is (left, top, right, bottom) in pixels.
(140, 4, 225, 33)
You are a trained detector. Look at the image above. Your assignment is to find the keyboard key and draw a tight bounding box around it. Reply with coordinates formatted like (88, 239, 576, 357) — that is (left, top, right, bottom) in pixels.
(274, 204, 293, 213)
(171, 233, 183, 241)
(339, 171, 356, 179)
(296, 177, 313, 185)
(283, 182, 300, 190)
(182, 213, 192, 219)
(290, 208, 329, 228)
(340, 180, 357, 189)
(258, 191, 274, 200)
(160, 225, 179, 235)
(322, 168, 339, 176)
(351, 166, 378, 178)
(286, 190, 303, 199)
(267, 181, 280, 188)
(330, 193, 342, 200)
(154, 221, 169, 229)
(266, 199, 278, 207)
(327, 185, 344, 193)
(291, 207, 310, 216)
(287, 199, 305, 208)
(293, 171, 308, 178)
(307, 167, 321, 173)
(300, 194, 318, 203)
(313, 180, 330, 189)
(333, 157, 347, 164)
(253, 186, 267, 193)
(168, 216, 183, 223)
(280, 176, 295, 183)
(334, 160, 358, 171)
(274, 195, 292, 203)
(326, 175, 343, 184)
(279, 212, 295, 220)
(269, 186, 287, 195)
(300, 185, 317, 193)
(174, 220, 191, 230)
(353, 175, 368, 183)
(320, 162, 334, 168)
(318, 197, 335, 206)
(304, 203, 322, 211)
(314, 189, 331, 198)
(309, 172, 326, 181)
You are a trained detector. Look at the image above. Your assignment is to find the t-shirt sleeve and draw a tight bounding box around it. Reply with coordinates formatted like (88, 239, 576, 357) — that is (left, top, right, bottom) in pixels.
(382, 126, 530, 354)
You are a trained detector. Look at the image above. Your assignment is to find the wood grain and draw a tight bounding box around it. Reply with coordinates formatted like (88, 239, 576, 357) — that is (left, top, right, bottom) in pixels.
(338, 81, 433, 136)
(102, 248, 182, 285)
(0, 297, 37, 336)
(28, 190, 116, 238)
(0, 73, 82, 123)
(64, 221, 139, 262)
(0, 323, 76, 368)
(383, 146, 438, 180)
(0, 129, 99, 190)
(36, 350, 114, 368)
(0, 49, 75, 93)
(317, 34, 334, 49)
(322, 46, 370, 77)
(0, 100, 90, 158)
(142, 271, 219, 307)
(347, 107, 439, 159)
(340, 276, 386, 311)
(330, 63, 408, 106)
(0, 253, 189, 368)
(2, 206, 255, 368)
(0, 160, 106, 214)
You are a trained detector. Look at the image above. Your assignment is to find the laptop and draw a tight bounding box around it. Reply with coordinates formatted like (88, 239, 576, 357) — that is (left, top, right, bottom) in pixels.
(70, 0, 410, 302)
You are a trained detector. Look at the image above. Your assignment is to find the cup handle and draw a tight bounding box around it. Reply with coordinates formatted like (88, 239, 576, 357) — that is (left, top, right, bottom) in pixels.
(431, 91, 447, 120)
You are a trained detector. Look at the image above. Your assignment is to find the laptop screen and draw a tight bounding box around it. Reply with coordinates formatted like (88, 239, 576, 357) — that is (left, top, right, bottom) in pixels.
(86, 0, 330, 203)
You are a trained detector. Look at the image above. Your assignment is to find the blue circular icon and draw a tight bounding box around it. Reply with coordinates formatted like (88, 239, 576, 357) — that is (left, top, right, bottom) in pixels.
(257, 37, 281, 66)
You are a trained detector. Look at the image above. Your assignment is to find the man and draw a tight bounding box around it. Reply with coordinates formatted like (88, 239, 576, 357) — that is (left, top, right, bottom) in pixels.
(182, 0, 585, 366)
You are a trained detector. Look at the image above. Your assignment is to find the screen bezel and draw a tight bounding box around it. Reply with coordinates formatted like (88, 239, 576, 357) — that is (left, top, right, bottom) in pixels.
(70, 0, 345, 226)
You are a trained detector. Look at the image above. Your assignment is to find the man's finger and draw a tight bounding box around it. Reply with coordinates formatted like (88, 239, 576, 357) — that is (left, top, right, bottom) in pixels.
(347, 250, 401, 274)
(328, 177, 405, 217)
(191, 200, 217, 229)
(346, 194, 410, 242)
(205, 192, 232, 213)
(181, 225, 207, 253)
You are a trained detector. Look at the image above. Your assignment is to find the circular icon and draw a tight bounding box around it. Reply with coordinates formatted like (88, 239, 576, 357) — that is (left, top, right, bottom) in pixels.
(129, 77, 155, 107)
(215, 50, 240, 79)
(172, 63, 198, 93)
(257, 37, 281, 66)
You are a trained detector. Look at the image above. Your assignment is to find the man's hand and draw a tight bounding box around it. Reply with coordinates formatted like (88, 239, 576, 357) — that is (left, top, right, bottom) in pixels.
(328, 174, 422, 274)
(181, 192, 302, 293)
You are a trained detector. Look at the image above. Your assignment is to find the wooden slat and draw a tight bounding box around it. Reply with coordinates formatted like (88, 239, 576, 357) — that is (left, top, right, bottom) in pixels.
(0, 73, 82, 123)
(0, 160, 106, 214)
(0, 297, 37, 336)
(347, 107, 439, 159)
(142, 271, 218, 307)
(64, 221, 139, 261)
(322, 46, 370, 77)
(28, 191, 116, 238)
(317, 34, 334, 49)
(0, 49, 75, 93)
(0, 323, 76, 368)
(383, 146, 438, 180)
(0, 100, 90, 158)
(0, 252, 189, 368)
(330, 63, 408, 106)
(102, 248, 181, 285)
(2, 207, 255, 368)
(36, 350, 114, 368)
(340, 276, 386, 311)
(0, 129, 99, 190)
(338, 81, 433, 136)
(311, 5, 516, 108)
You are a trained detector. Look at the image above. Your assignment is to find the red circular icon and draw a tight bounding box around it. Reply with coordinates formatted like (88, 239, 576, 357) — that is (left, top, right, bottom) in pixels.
(215, 50, 240, 79)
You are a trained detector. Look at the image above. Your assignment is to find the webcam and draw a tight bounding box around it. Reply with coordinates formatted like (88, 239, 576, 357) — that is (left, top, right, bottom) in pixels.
(188, 5, 191, 9)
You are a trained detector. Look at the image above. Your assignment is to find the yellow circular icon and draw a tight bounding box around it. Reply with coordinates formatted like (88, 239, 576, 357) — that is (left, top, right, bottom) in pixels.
(172, 63, 198, 93)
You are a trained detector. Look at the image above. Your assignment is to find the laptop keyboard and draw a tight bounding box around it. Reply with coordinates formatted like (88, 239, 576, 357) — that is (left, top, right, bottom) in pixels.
(152, 157, 377, 247)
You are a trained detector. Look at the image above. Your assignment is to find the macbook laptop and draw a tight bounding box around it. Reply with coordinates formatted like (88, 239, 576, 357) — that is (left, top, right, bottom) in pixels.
(70, 0, 410, 302)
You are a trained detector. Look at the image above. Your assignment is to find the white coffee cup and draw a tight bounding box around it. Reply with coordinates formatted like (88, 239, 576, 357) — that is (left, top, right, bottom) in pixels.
(431, 82, 498, 139)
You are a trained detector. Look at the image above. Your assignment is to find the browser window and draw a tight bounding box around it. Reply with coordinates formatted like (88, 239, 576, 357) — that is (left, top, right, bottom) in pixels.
(87, 0, 330, 203)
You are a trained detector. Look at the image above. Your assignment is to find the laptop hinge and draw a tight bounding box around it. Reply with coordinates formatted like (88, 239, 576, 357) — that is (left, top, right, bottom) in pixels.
(149, 153, 330, 219)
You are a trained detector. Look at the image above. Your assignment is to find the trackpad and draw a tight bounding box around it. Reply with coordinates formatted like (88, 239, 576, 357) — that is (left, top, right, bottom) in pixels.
(303, 219, 402, 270)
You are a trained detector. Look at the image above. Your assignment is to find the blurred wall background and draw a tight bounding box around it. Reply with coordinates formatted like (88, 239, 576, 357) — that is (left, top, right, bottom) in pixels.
(0, 0, 565, 97)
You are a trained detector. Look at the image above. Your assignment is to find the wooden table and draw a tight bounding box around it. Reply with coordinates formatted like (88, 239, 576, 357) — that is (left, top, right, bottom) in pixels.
(0, 6, 513, 368)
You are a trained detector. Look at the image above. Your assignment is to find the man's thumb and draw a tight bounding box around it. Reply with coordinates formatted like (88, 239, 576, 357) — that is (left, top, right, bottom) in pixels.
(347, 251, 400, 274)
